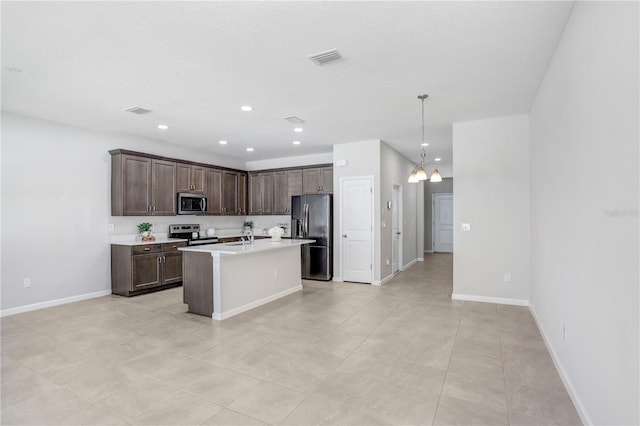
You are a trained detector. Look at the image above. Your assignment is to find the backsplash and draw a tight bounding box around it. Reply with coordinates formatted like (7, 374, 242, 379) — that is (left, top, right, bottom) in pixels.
(108, 215, 292, 237)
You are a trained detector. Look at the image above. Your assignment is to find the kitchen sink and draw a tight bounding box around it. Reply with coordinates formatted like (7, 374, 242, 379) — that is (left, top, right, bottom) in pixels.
(224, 242, 248, 246)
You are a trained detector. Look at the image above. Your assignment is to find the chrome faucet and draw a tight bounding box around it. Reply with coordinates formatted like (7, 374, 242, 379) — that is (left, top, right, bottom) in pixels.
(244, 229, 254, 244)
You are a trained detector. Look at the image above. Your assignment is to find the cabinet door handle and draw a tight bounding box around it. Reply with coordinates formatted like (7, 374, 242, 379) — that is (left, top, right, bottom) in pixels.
(148, 205, 151, 212)
(144, 247, 150, 251)
(163, 256, 166, 263)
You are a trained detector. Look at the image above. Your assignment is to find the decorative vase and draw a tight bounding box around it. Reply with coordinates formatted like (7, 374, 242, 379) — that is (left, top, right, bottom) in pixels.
(140, 231, 155, 242)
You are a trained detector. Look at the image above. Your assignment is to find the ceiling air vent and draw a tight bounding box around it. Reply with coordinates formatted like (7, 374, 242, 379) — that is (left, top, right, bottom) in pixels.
(283, 116, 306, 124)
(125, 106, 152, 115)
(308, 49, 343, 65)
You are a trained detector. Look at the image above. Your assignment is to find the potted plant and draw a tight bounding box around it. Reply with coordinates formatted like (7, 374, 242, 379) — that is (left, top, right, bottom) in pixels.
(137, 222, 155, 241)
(242, 220, 253, 232)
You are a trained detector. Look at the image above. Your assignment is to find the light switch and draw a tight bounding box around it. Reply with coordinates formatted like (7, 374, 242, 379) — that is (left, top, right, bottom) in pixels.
(461, 223, 471, 231)
(382, 220, 386, 228)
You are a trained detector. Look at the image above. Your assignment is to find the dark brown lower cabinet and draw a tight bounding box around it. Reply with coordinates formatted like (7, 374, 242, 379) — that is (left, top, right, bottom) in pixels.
(111, 242, 187, 296)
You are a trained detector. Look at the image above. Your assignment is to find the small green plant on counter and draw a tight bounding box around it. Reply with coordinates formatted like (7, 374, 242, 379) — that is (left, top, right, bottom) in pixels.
(137, 222, 153, 234)
(243, 220, 254, 229)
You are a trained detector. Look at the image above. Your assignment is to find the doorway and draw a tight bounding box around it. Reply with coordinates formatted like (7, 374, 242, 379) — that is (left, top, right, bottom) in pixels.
(340, 176, 374, 283)
(432, 193, 453, 253)
(392, 184, 403, 273)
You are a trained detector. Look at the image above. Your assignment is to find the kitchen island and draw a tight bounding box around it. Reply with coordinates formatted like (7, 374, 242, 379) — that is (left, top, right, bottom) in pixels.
(179, 239, 314, 320)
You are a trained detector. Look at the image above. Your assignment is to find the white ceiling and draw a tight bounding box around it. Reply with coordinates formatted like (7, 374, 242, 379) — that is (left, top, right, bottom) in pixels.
(1, 1, 574, 166)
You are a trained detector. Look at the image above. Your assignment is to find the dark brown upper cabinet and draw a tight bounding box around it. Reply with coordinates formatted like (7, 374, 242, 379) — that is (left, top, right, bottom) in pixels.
(204, 168, 222, 215)
(237, 173, 247, 215)
(303, 166, 333, 194)
(176, 163, 206, 193)
(111, 153, 176, 216)
(274, 169, 303, 214)
(221, 171, 239, 215)
(248, 172, 274, 215)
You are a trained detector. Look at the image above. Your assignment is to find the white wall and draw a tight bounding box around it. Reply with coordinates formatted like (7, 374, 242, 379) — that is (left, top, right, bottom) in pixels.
(379, 142, 419, 281)
(332, 140, 380, 282)
(245, 153, 333, 171)
(452, 115, 530, 304)
(0, 113, 245, 313)
(332, 140, 420, 285)
(529, 2, 639, 424)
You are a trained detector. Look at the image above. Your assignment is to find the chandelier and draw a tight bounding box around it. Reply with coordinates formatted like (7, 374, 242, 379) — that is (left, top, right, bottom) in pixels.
(408, 94, 442, 183)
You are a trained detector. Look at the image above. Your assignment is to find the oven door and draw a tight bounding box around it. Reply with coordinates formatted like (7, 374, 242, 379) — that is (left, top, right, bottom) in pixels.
(177, 193, 207, 215)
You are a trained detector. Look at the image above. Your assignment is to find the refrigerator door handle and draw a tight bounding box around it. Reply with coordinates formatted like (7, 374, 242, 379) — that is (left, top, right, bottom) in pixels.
(304, 203, 309, 237)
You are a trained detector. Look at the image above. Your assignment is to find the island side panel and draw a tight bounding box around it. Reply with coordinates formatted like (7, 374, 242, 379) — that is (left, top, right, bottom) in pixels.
(218, 245, 302, 319)
(183, 251, 214, 317)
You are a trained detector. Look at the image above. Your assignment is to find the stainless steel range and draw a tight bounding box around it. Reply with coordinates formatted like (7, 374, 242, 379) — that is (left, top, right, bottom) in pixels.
(169, 224, 219, 246)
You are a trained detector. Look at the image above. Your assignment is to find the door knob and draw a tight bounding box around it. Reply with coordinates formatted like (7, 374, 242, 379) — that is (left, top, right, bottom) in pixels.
(342, 234, 348, 238)
(397, 232, 402, 235)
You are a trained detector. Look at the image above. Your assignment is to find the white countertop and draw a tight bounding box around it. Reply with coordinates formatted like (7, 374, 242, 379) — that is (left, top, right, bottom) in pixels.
(179, 238, 315, 255)
(110, 233, 188, 246)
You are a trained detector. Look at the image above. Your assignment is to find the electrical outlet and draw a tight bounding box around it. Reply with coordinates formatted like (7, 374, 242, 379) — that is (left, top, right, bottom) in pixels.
(274, 269, 278, 279)
(504, 272, 511, 282)
(563, 325, 567, 343)
(461, 223, 471, 231)
(386, 258, 390, 265)
(108, 224, 115, 232)
(23, 278, 31, 288)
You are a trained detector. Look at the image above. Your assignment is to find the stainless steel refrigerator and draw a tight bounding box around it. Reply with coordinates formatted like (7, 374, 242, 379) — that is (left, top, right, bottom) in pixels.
(291, 194, 332, 281)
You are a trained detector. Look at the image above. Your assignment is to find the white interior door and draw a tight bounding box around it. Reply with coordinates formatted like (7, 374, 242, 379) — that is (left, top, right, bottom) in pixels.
(341, 177, 373, 283)
(432, 193, 453, 253)
(391, 184, 401, 273)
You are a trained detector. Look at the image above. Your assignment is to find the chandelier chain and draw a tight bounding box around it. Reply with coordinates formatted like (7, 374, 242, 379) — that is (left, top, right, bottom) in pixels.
(421, 97, 425, 144)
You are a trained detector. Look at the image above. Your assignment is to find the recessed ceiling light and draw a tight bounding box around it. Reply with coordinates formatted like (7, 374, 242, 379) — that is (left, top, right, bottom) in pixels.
(246, 147, 254, 152)
(294, 127, 303, 133)
(218, 140, 227, 145)
(157, 124, 169, 130)
(421, 143, 429, 147)
(241, 106, 253, 112)
(292, 141, 301, 145)
(434, 158, 441, 162)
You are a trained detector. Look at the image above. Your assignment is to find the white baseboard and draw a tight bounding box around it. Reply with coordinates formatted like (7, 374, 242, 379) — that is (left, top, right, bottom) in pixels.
(332, 276, 343, 282)
(417, 257, 424, 262)
(403, 259, 418, 270)
(212, 285, 302, 320)
(528, 304, 592, 426)
(451, 293, 529, 306)
(373, 273, 396, 286)
(0, 290, 112, 317)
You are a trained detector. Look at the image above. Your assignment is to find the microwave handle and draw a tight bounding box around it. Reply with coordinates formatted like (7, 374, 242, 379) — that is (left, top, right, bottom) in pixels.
(200, 197, 207, 212)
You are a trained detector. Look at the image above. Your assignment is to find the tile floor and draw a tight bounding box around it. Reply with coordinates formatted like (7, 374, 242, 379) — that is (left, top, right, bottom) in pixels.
(1, 253, 582, 425)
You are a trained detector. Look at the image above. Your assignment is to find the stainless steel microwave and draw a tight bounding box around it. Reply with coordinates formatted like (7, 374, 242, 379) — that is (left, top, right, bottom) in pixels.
(177, 192, 207, 215)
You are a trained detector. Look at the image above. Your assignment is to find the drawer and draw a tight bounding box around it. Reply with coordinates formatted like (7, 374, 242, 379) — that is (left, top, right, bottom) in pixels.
(162, 241, 187, 252)
(132, 244, 162, 255)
